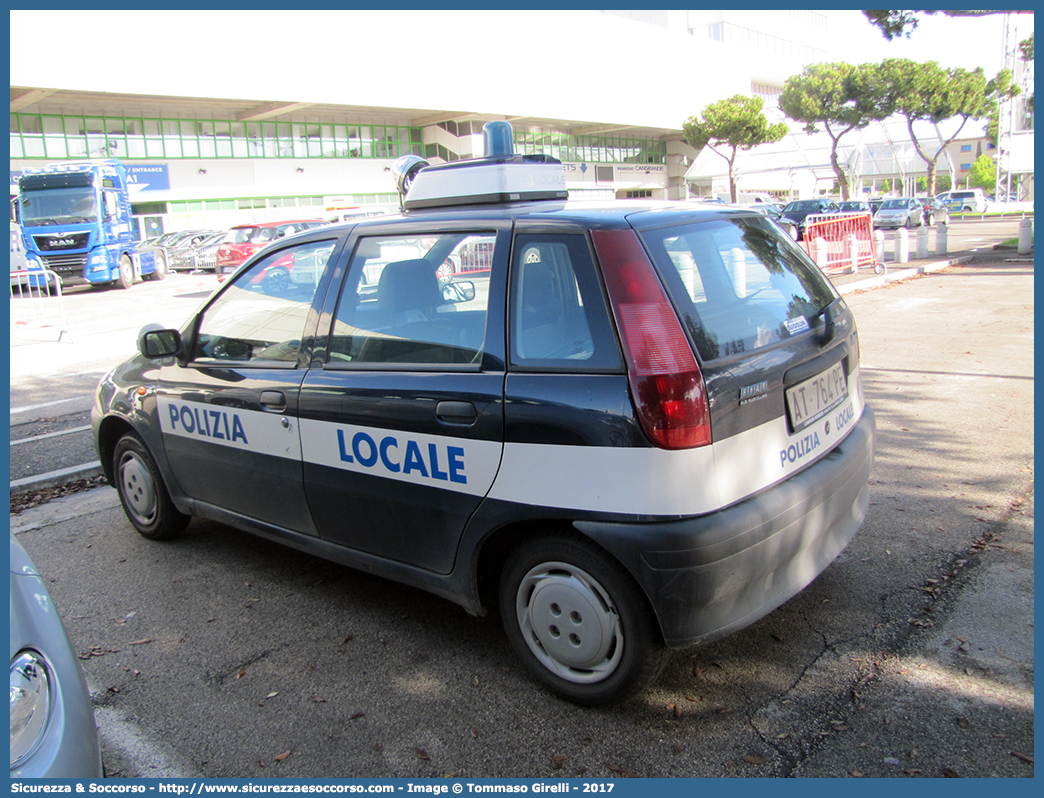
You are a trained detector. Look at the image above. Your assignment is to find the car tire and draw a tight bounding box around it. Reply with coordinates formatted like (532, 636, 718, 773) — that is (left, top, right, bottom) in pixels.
(113, 432, 189, 540)
(262, 266, 291, 297)
(145, 252, 168, 281)
(116, 254, 135, 289)
(436, 258, 456, 283)
(499, 532, 669, 705)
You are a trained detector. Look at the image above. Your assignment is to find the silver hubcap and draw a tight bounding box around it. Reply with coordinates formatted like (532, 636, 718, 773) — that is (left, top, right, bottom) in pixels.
(516, 561, 623, 684)
(119, 451, 157, 525)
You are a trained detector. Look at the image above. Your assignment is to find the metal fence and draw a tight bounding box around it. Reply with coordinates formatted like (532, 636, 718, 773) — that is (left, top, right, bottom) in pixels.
(9, 268, 71, 343)
(803, 212, 882, 275)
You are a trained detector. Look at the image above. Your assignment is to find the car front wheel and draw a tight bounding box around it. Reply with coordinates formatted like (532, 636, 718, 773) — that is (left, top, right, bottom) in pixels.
(262, 266, 291, 297)
(113, 432, 189, 540)
(499, 532, 668, 705)
(116, 254, 135, 289)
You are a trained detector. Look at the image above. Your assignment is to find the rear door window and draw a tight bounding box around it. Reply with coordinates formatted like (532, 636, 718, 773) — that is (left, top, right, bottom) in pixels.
(640, 216, 836, 362)
(508, 234, 621, 370)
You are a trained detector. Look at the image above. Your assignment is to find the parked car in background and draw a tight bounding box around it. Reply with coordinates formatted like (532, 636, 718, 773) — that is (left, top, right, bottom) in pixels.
(216, 220, 327, 275)
(10, 533, 103, 777)
(779, 198, 841, 240)
(738, 203, 799, 239)
(935, 189, 987, 213)
(868, 198, 885, 215)
(326, 209, 392, 224)
(837, 200, 872, 214)
(873, 197, 924, 229)
(188, 231, 227, 273)
(166, 231, 221, 272)
(916, 198, 947, 226)
(138, 229, 214, 277)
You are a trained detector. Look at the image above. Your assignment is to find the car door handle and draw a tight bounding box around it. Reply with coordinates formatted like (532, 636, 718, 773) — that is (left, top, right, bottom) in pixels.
(436, 400, 477, 425)
(260, 391, 286, 411)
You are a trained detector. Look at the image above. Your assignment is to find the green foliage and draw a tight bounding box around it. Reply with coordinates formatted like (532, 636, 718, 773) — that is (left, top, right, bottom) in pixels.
(683, 95, 788, 202)
(864, 10, 1031, 41)
(968, 154, 997, 190)
(876, 58, 1010, 195)
(936, 174, 952, 192)
(779, 62, 895, 199)
(1019, 32, 1034, 62)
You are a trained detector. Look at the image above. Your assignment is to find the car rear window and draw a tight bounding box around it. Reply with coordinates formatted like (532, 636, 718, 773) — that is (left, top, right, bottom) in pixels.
(639, 216, 836, 362)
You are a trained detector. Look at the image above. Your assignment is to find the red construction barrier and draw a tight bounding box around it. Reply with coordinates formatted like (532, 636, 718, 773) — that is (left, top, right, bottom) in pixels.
(803, 212, 880, 274)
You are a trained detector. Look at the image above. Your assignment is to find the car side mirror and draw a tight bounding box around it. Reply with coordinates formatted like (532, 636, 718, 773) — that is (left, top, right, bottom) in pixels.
(138, 325, 182, 358)
(442, 281, 476, 303)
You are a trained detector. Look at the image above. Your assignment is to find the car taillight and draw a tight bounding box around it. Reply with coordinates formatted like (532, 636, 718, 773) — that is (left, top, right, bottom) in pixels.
(591, 229, 711, 449)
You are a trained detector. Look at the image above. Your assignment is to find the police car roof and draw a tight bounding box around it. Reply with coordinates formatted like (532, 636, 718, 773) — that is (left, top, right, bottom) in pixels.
(384, 197, 762, 228)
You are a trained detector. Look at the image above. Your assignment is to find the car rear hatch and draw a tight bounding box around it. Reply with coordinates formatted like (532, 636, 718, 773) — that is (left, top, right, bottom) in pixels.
(625, 210, 866, 510)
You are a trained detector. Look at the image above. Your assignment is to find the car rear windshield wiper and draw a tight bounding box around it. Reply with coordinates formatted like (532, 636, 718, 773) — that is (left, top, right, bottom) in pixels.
(817, 298, 840, 346)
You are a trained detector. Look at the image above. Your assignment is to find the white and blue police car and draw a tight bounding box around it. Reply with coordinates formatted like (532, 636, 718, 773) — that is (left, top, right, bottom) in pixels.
(92, 122, 875, 705)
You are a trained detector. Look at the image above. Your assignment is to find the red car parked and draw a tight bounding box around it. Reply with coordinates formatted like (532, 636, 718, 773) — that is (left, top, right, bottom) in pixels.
(216, 220, 327, 275)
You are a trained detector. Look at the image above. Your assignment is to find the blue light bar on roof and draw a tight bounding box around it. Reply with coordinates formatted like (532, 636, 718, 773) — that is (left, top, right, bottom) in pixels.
(402, 122, 567, 211)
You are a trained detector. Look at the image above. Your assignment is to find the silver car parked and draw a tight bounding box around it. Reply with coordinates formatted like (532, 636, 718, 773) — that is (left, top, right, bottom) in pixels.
(873, 197, 924, 229)
(10, 533, 103, 778)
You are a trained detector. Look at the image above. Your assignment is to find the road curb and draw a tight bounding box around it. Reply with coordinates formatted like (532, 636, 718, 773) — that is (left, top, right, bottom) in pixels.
(838, 254, 975, 295)
(10, 461, 104, 495)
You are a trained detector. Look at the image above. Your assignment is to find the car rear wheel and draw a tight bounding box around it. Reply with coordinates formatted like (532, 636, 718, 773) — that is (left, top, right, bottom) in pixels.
(145, 252, 167, 281)
(113, 432, 189, 540)
(499, 532, 668, 705)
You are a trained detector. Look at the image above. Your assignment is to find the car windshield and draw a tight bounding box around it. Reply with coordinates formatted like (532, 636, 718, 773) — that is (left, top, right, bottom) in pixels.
(783, 201, 820, 212)
(881, 200, 908, 210)
(640, 216, 837, 362)
(19, 187, 99, 225)
(223, 227, 258, 244)
(839, 202, 865, 211)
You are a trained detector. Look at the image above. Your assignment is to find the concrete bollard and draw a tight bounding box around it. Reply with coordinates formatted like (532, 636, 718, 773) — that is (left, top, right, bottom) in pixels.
(813, 239, 828, 271)
(916, 225, 929, 259)
(1018, 217, 1033, 254)
(895, 228, 909, 263)
(848, 234, 860, 272)
(874, 229, 885, 261)
(935, 222, 947, 256)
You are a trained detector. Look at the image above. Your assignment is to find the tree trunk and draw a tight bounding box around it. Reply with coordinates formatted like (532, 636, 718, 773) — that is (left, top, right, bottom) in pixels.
(829, 142, 850, 200)
(728, 146, 738, 203)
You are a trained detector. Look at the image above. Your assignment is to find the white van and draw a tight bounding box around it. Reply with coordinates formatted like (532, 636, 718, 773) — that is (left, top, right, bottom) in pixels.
(935, 189, 987, 213)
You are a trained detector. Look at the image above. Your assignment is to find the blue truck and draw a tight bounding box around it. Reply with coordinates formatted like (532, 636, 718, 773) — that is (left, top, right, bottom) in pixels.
(16, 159, 162, 289)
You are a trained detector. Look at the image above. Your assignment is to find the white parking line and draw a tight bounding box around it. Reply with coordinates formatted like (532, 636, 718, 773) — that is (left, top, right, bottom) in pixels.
(10, 395, 93, 415)
(10, 425, 92, 446)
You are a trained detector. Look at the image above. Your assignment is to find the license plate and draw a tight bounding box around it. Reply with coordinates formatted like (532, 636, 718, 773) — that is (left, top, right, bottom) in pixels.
(786, 360, 848, 432)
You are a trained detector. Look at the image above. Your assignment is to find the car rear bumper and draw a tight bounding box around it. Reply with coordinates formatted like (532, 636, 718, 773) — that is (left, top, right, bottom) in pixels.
(576, 405, 876, 649)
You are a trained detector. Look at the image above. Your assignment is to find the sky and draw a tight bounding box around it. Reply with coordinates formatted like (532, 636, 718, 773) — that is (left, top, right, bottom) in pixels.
(829, 9, 1033, 76)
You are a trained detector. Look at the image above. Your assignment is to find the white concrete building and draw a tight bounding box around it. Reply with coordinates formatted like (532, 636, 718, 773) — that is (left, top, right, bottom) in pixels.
(9, 9, 1031, 237)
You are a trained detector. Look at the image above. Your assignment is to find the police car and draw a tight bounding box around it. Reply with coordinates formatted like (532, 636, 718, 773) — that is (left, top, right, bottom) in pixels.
(92, 122, 876, 705)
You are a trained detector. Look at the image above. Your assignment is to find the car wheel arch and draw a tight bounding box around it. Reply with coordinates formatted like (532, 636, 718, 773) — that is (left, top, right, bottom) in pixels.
(472, 519, 659, 629)
(96, 414, 185, 509)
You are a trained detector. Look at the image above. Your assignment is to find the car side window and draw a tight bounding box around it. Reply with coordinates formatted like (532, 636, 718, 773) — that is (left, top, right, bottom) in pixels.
(327, 232, 492, 366)
(191, 239, 336, 364)
(509, 234, 621, 370)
